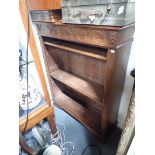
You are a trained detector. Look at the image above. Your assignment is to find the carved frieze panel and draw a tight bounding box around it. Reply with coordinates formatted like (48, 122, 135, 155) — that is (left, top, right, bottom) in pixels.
(36, 22, 134, 49)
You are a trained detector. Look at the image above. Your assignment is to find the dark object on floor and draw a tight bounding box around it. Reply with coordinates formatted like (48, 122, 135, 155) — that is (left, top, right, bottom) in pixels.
(81, 144, 102, 155)
(130, 68, 135, 78)
(54, 106, 122, 155)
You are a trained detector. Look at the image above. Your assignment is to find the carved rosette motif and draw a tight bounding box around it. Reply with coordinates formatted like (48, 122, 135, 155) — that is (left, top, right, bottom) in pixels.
(107, 31, 118, 46)
(57, 27, 72, 40)
(87, 30, 107, 46)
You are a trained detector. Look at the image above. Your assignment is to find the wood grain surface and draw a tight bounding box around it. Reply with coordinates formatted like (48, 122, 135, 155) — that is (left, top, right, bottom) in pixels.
(32, 13, 135, 140)
(50, 69, 104, 103)
(36, 22, 135, 49)
(54, 92, 101, 134)
(46, 44, 106, 86)
(28, 0, 61, 10)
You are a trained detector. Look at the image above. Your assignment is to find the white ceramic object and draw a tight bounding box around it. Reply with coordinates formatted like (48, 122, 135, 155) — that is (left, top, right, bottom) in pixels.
(19, 77, 41, 110)
(43, 145, 62, 155)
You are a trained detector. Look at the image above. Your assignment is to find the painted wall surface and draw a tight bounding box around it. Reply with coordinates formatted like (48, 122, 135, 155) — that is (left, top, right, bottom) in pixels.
(127, 136, 135, 155)
(117, 37, 135, 128)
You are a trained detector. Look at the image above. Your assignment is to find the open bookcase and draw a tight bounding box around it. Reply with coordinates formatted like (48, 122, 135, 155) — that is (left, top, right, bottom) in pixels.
(41, 37, 107, 136)
(27, 0, 135, 139)
(31, 20, 134, 141)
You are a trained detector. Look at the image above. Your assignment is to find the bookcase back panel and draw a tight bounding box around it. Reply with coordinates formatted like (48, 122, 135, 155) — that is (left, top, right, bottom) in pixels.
(46, 45, 106, 86)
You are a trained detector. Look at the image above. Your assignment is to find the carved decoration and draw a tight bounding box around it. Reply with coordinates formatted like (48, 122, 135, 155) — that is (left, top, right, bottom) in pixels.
(33, 20, 134, 141)
(108, 31, 118, 45)
(57, 27, 72, 39)
(36, 22, 135, 49)
(88, 30, 107, 45)
(73, 27, 88, 42)
(49, 25, 59, 37)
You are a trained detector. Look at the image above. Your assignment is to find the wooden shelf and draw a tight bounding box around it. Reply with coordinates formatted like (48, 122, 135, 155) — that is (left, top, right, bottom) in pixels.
(54, 92, 101, 134)
(50, 69, 104, 104)
(44, 38, 107, 61)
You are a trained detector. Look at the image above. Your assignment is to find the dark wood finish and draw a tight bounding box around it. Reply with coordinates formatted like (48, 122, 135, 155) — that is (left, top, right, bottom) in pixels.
(31, 12, 134, 140)
(35, 22, 135, 49)
(54, 92, 101, 135)
(106, 41, 133, 128)
(100, 49, 116, 134)
(44, 40, 107, 61)
(56, 81, 103, 114)
(45, 40, 107, 85)
(101, 40, 133, 135)
(28, 0, 61, 10)
(50, 69, 104, 103)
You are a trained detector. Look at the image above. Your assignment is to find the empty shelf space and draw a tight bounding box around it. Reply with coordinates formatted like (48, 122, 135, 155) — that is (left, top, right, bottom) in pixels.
(50, 69, 104, 103)
(54, 93, 101, 134)
(43, 37, 107, 61)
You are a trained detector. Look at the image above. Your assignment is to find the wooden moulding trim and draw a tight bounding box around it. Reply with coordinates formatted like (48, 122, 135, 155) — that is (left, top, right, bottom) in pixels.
(44, 41, 107, 61)
(19, 103, 48, 123)
(116, 39, 134, 49)
(19, 105, 54, 133)
(35, 21, 135, 31)
(34, 22, 135, 49)
(101, 49, 116, 132)
(19, 0, 52, 106)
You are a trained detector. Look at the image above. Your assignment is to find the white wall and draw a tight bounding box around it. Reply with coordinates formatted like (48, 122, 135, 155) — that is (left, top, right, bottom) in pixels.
(117, 37, 135, 128)
(127, 136, 135, 155)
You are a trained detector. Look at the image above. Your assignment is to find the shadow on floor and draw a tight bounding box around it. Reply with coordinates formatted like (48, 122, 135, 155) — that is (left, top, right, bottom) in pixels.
(54, 106, 122, 155)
